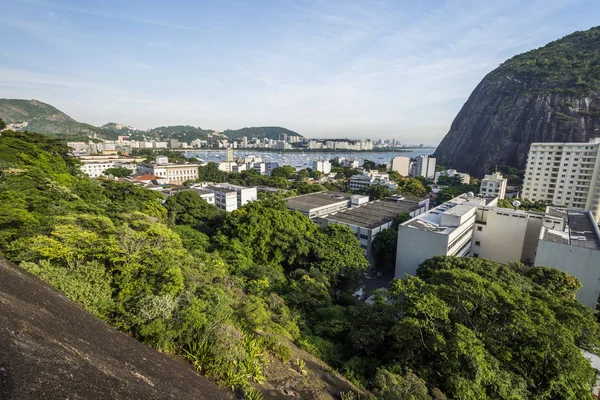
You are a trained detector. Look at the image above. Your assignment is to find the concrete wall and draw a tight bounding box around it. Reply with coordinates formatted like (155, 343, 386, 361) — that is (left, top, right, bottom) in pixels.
(391, 157, 410, 176)
(535, 240, 600, 309)
(474, 210, 528, 264)
(396, 227, 449, 278)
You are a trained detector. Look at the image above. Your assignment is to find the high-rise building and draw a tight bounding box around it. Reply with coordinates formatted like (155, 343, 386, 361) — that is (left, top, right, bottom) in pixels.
(242, 136, 248, 148)
(168, 139, 179, 149)
(279, 133, 288, 142)
(522, 138, 600, 222)
(225, 148, 234, 162)
(313, 160, 331, 174)
(410, 155, 436, 179)
(480, 172, 507, 199)
(390, 156, 411, 176)
(435, 169, 470, 184)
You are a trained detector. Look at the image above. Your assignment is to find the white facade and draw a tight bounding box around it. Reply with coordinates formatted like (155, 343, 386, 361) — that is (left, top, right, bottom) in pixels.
(313, 160, 332, 174)
(390, 156, 411, 176)
(137, 157, 199, 184)
(349, 172, 397, 191)
(434, 169, 470, 184)
(522, 138, 600, 222)
(191, 188, 216, 206)
(410, 155, 436, 179)
(535, 210, 600, 308)
(395, 194, 496, 278)
(203, 183, 257, 211)
(480, 172, 507, 199)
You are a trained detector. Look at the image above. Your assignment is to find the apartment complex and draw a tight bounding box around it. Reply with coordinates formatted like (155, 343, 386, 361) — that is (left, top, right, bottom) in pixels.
(480, 172, 507, 199)
(349, 172, 397, 191)
(410, 155, 436, 179)
(434, 169, 470, 184)
(318, 196, 429, 264)
(390, 156, 411, 176)
(522, 138, 600, 221)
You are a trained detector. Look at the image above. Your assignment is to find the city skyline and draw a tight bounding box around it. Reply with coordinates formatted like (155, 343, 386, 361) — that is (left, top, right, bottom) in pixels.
(2, 0, 599, 143)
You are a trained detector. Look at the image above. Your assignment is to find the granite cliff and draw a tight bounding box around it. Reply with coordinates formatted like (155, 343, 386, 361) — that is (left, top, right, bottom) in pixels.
(434, 27, 600, 176)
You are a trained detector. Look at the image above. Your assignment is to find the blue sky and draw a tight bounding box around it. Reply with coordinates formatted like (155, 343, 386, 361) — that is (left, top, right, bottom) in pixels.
(1, 0, 599, 143)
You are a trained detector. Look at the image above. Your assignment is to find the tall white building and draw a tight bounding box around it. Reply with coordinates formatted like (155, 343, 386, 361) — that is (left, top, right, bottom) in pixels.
(410, 155, 436, 179)
(203, 183, 257, 211)
(480, 172, 507, 199)
(522, 138, 600, 222)
(313, 160, 332, 174)
(390, 156, 411, 176)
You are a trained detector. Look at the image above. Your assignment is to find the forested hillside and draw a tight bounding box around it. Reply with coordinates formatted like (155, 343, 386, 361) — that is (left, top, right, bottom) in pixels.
(1, 125, 599, 399)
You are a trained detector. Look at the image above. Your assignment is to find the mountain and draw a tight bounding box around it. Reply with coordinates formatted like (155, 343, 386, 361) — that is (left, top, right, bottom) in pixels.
(0, 99, 116, 139)
(220, 126, 302, 140)
(0, 256, 230, 399)
(433, 27, 600, 176)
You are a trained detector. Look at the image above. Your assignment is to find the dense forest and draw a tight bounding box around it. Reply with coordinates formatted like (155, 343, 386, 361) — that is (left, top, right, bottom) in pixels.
(1, 128, 599, 399)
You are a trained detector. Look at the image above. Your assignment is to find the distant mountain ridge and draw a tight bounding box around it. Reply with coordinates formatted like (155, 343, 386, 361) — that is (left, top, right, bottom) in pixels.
(0, 99, 302, 141)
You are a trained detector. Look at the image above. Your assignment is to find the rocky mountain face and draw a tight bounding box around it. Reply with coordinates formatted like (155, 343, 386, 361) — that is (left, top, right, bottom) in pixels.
(434, 27, 600, 177)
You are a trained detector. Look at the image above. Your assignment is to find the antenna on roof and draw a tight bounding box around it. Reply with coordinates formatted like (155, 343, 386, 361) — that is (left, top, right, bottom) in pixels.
(512, 200, 521, 210)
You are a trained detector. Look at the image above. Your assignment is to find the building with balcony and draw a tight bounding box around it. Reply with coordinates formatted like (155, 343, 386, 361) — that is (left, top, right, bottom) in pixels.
(521, 138, 600, 222)
(480, 172, 507, 199)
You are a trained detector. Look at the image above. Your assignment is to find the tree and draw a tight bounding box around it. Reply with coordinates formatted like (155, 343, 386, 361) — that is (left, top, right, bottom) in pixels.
(371, 227, 398, 271)
(163, 190, 223, 233)
(436, 175, 462, 186)
(103, 167, 132, 177)
(270, 165, 295, 179)
(0, 118, 5, 130)
(197, 162, 227, 182)
(393, 212, 412, 227)
(363, 184, 394, 200)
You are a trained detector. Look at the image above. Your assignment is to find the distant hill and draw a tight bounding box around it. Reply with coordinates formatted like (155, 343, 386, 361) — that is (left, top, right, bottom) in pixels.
(0, 99, 116, 139)
(0, 99, 303, 142)
(434, 26, 600, 176)
(221, 126, 302, 140)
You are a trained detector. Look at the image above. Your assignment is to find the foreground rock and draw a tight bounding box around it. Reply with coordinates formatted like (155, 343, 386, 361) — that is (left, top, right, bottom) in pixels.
(0, 257, 230, 400)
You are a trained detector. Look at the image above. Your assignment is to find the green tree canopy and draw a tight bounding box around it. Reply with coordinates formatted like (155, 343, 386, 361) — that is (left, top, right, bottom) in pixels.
(103, 167, 132, 178)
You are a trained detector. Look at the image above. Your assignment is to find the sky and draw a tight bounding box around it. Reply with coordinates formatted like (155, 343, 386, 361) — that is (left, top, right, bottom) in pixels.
(1, 0, 599, 144)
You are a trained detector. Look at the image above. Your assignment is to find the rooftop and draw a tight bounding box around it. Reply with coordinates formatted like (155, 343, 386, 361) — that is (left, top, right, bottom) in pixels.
(403, 194, 489, 234)
(286, 191, 352, 212)
(206, 185, 236, 194)
(323, 198, 425, 229)
(541, 209, 600, 250)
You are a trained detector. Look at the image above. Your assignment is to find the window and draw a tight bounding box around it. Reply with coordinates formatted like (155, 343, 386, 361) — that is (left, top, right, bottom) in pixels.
(473, 253, 479, 258)
(475, 241, 481, 246)
(476, 226, 483, 231)
(359, 234, 368, 240)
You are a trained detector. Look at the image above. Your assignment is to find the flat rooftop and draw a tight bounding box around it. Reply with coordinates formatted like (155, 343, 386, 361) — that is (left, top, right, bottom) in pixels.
(541, 209, 600, 250)
(206, 185, 236, 193)
(286, 191, 352, 212)
(323, 199, 425, 229)
(403, 194, 489, 233)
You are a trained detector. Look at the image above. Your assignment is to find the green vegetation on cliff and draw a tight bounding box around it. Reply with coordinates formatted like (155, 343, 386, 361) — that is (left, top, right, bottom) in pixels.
(491, 27, 600, 95)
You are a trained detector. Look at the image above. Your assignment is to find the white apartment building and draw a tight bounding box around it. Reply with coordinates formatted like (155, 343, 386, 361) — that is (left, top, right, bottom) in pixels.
(396, 194, 495, 279)
(202, 183, 257, 211)
(137, 156, 199, 184)
(410, 155, 436, 179)
(206, 185, 238, 212)
(78, 155, 144, 178)
(313, 160, 332, 174)
(522, 138, 600, 221)
(349, 172, 398, 192)
(480, 172, 507, 199)
(390, 156, 411, 176)
(434, 169, 470, 184)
